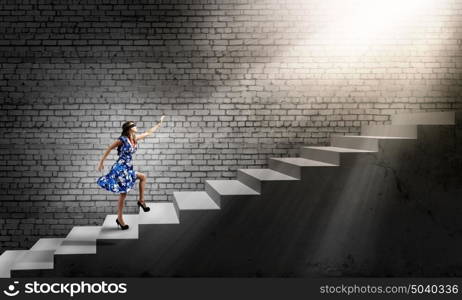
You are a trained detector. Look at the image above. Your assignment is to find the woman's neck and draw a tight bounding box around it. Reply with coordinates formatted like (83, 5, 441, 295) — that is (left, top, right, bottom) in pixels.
(128, 135, 135, 146)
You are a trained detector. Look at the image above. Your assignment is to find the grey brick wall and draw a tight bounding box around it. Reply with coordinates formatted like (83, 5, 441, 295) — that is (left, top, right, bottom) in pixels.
(1, 0, 461, 252)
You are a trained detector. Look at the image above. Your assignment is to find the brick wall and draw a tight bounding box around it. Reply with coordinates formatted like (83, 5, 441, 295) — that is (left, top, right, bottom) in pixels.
(1, 0, 461, 251)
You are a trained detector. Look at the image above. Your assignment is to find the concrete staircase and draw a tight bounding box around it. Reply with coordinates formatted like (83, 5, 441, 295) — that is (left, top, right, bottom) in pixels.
(0, 110, 460, 277)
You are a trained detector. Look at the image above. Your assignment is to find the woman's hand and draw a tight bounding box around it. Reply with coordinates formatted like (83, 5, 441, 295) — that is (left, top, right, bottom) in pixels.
(97, 161, 104, 172)
(153, 115, 165, 129)
(145, 116, 166, 135)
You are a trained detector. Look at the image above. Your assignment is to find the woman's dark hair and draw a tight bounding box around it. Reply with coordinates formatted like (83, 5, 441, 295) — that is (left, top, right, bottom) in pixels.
(121, 121, 137, 147)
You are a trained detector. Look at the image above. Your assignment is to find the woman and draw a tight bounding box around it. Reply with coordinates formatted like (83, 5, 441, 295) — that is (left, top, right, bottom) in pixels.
(96, 116, 165, 230)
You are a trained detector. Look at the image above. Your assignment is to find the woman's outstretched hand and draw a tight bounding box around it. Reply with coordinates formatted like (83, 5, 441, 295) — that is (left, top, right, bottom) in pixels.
(147, 116, 166, 135)
(97, 162, 104, 172)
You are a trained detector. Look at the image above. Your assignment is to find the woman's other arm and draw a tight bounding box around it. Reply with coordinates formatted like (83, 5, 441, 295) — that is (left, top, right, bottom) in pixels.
(97, 139, 122, 171)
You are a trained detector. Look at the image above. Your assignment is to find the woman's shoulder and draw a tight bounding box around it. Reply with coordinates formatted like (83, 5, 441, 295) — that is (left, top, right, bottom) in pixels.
(117, 136, 127, 145)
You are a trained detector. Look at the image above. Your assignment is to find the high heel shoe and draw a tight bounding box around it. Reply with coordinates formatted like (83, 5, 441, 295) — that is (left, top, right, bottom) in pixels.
(137, 201, 150, 212)
(116, 218, 129, 230)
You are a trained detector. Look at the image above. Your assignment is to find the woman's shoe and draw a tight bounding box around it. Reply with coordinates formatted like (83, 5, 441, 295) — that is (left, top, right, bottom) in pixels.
(137, 201, 150, 212)
(116, 218, 129, 230)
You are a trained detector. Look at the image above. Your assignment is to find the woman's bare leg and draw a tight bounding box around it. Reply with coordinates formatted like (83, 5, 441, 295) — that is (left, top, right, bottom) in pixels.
(137, 172, 147, 204)
(117, 192, 127, 225)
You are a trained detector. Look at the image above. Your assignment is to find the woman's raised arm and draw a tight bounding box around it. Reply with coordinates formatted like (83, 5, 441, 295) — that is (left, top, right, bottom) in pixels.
(136, 116, 165, 142)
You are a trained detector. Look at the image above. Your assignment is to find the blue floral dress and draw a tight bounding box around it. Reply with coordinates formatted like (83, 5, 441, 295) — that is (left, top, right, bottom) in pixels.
(96, 135, 138, 194)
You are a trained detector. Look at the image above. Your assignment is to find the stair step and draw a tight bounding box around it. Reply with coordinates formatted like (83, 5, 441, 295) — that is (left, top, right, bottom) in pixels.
(268, 157, 337, 179)
(97, 214, 139, 240)
(30, 238, 65, 251)
(331, 135, 416, 151)
(361, 125, 417, 138)
(300, 146, 375, 165)
(55, 226, 102, 255)
(392, 111, 455, 125)
(206, 180, 260, 196)
(173, 191, 220, 210)
(205, 180, 260, 206)
(138, 202, 180, 225)
(239, 168, 298, 181)
(0, 250, 28, 278)
(237, 168, 298, 193)
(270, 157, 337, 167)
(10, 250, 55, 271)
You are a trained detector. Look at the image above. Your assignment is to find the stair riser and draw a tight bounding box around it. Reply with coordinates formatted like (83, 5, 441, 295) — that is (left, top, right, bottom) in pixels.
(331, 136, 379, 151)
(205, 182, 222, 207)
(392, 111, 455, 125)
(361, 125, 417, 138)
(55, 244, 97, 256)
(172, 197, 181, 219)
(205, 182, 259, 208)
(300, 148, 340, 165)
(268, 159, 301, 179)
(236, 170, 261, 193)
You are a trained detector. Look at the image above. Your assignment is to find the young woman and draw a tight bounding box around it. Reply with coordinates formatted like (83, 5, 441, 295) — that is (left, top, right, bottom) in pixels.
(96, 116, 165, 230)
